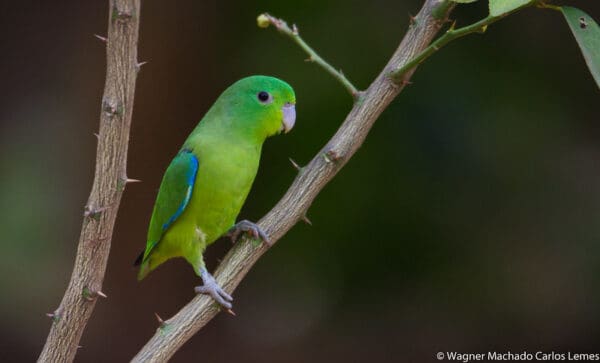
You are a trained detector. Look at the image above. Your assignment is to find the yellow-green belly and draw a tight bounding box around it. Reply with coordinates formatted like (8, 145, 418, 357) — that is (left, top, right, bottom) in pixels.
(151, 141, 260, 274)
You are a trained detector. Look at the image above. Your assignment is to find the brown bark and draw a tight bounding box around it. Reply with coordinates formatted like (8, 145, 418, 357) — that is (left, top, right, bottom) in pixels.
(38, 1, 141, 362)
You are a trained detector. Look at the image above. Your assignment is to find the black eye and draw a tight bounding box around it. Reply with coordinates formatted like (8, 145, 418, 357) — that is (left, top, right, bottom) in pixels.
(257, 91, 271, 103)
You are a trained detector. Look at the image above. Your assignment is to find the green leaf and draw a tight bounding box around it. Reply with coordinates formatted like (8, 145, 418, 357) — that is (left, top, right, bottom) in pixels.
(562, 6, 600, 89)
(451, 0, 478, 3)
(489, 0, 533, 17)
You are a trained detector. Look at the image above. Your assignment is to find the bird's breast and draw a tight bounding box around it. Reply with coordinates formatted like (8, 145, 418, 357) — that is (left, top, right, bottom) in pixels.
(185, 143, 261, 243)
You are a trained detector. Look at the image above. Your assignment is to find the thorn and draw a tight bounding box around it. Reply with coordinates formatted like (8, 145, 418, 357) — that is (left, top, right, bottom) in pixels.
(226, 309, 237, 316)
(289, 157, 302, 171)
(136, 61, 148, 72)
(479, 25, 488, 34)
(155, 312, 167, 328)
(409, 13, 417, 26)
(125, 178, 142, 183)
(292, 24, 299, 35)
(93, 132, 100, 139)
(77, 345, 83, 350)
(400, 79, 413, 86)
(96, 290, 108, 298)
(449, 20, 457, 31)
(304, 56, 314, 62)
(301, 214, 312, 226)
(94, 34, 107, 43)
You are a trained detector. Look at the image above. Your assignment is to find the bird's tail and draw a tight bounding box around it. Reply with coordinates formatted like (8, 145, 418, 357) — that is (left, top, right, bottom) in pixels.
(134, 250, 150, 281)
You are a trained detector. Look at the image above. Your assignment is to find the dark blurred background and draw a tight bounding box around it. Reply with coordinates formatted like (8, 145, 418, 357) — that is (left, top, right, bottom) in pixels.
(1, 0, 599, 362)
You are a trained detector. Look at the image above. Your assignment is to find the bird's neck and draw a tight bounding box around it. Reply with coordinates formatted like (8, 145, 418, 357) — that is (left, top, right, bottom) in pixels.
(184, 118, 266, 154)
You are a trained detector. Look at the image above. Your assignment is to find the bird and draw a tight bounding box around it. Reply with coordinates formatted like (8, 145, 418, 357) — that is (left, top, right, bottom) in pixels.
(135, 75, 296, 309)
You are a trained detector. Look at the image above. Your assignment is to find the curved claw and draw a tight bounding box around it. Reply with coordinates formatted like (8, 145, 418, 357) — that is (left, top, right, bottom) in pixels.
(227, 220, 272, 246)
(195, 268, 233, 310)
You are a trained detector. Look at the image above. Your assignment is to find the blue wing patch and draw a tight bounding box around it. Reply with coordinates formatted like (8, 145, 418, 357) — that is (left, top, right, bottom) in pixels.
(161, 152, 198, 231)
(142, 149, 199, 262)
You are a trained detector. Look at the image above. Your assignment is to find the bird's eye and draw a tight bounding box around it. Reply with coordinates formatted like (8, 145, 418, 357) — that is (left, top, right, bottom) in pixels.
(257, 91, 272, 103)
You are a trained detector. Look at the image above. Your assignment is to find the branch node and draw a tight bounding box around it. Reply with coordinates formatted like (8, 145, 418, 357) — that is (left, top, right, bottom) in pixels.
(102, 98, 123, 118)
(46, 307, 63, 323)
(84, 205, 107, 221)
(112, 5, 133, 23)
(353, 90, 365, 103)
(154, 313, 168, 329)
(409, 13, 418, 26)
(323, 149, 341, 163)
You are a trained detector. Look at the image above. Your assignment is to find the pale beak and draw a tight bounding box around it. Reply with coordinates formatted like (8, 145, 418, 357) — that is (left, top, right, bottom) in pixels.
(281, 103, 296, 133)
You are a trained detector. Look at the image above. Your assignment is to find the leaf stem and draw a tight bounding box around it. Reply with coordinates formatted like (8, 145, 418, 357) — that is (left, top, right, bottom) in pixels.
(390, 15, 502, 82)
(390, 0, 540, 83)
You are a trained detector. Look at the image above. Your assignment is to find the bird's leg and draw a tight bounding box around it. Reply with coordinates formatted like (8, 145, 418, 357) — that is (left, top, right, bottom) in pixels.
(194, 267, 233, 309)
(227, 219, 271, 245)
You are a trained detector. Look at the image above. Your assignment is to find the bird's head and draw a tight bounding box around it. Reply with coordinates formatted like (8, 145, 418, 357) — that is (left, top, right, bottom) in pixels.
(218, 75, 296, 142)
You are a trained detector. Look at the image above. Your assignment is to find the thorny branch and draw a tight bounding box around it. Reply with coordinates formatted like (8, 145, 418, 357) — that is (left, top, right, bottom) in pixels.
(132, 0, 455, 361)
(391, 1, 537, 82)
(38, 1, 142, 362)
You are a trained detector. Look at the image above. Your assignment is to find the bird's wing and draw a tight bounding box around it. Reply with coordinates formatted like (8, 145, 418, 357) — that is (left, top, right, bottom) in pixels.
(140, 149, 199, 263)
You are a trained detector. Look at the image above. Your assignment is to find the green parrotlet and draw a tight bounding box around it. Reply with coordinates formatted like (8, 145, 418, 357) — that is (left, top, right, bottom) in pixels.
(135, 75, 296, 309)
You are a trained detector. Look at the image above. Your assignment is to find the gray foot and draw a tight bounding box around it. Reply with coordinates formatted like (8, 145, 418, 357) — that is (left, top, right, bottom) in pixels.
(194, 268, 233, 309)
(227, 220, 271, 245)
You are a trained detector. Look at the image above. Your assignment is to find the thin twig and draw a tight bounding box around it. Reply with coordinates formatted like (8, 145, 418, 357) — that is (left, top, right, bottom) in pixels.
(257, 13, 360, 100)
(537, 1, 562, 12)
(390, 1, 537, 83)
(38, 1, 141, 362)
(132, 1, 454, 361)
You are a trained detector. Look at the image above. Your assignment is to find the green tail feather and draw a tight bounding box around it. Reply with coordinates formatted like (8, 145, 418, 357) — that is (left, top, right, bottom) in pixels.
(134, 250, 150, 281)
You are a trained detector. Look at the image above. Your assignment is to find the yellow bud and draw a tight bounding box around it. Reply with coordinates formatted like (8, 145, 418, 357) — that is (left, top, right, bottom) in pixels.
(257, 14, 270, 28)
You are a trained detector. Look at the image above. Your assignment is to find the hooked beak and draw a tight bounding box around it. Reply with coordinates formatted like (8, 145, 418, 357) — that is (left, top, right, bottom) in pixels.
(281, 103, 296, 133)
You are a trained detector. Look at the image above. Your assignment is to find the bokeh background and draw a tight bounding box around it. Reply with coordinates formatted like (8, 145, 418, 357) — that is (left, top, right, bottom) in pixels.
(1, 0, 599, 362)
